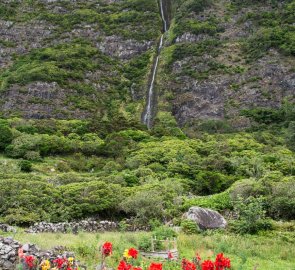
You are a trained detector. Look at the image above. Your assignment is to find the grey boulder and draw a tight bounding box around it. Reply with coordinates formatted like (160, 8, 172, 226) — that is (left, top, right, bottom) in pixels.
(183, 206, 227, 229)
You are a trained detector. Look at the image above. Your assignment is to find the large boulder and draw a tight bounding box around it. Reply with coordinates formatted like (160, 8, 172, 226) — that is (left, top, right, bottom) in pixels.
(183, 207, 227, 229)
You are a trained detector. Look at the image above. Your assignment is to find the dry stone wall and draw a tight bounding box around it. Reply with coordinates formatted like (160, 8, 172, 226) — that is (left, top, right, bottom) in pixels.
(25, 220, 117, 234)
(0, 237, 78, 270)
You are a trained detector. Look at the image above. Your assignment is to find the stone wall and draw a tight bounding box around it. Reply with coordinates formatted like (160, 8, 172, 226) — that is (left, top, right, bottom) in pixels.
(0, 224, 16, 233)
(0, 237, 79, 270)
(25, 219, 117, 234)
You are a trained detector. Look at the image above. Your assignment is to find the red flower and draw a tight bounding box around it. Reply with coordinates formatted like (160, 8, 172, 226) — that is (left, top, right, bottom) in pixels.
(128, 248, 139, 259)
(117, 260, 132, 270)
(148, 262, 163, 270)
(24, 255, 35, 268)
(215, 253, 231, 269)
(201, 260, 215, 270)
(102, 242, 113, 257)
(182, 258, 196, 270)
(53, 258, 67, 269)
(168, 251, 173, 260)
(132, 267, 143, 270)
(196, 253, 201, 262)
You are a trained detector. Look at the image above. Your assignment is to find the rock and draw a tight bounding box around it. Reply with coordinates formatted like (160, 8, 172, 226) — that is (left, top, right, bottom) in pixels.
(0, 237, 80, 270)
(25, 219, 118, 234)
(183, 206, 227, 229)
(0, 224, 16, 233)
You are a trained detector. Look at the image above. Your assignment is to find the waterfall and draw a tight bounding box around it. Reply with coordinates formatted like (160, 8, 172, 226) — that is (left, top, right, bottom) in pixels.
(143, 0, 168, 129)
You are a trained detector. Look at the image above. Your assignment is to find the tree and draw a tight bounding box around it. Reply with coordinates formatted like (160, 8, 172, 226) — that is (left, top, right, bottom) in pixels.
(286, 121, 295, 151)
(0, 123, 13, 150)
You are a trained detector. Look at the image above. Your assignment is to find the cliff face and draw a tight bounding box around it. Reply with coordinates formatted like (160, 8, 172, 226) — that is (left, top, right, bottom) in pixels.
(0, 0, 161, 120)
(0, 0, 294, 129)
(157, 0, 295, 129)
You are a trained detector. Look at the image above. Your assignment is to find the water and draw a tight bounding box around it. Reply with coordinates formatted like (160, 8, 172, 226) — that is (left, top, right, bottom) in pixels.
(143, 0, 167, 129)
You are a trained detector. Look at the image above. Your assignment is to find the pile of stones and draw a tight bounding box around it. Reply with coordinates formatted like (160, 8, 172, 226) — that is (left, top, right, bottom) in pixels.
(25, 219, 118, 234)
(0, 237, 79, 270)
(0, 223, 16, 233)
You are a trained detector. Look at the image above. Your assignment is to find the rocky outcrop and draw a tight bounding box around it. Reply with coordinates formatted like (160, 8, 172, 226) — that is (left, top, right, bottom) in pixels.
(0, 223, 16, 233)
(97, 36, 154, 60)
(183, 206, 227, 229)
(159, 0, 295, 128)
(25, 220, 117, 233)
(0, 237, 77, 270)
(1, 82, 91, 119)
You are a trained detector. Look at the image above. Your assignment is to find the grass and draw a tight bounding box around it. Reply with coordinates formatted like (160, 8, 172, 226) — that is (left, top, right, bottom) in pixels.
(2, 230, 295, 269)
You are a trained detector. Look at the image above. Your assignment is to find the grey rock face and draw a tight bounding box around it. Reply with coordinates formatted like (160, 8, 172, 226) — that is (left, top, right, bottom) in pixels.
(183, 206, 227, 229)
(97, 35, 154, 59)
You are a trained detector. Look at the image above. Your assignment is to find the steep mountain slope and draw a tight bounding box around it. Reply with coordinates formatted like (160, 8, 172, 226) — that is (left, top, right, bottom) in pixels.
(0, 0, 294, 131)
(157, 0, 295, 130)
(0, 0, 161, 127)
(0, 0, 294, 230)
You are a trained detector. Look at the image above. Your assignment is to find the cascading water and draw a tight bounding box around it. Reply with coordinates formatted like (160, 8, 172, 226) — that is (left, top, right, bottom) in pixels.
(143, 0, 168, 129)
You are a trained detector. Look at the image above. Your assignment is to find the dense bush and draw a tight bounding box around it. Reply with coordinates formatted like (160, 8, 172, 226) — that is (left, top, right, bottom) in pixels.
(230, 196, 273, 234)
(0, 117, 294, 225)
(0, 122, 13, 150)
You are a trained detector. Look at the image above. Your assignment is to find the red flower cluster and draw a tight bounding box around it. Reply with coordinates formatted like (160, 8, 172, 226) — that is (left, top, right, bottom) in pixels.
(128, 248, 139, 259)
(202, 260, 215, 270)
(148, 262, 162, 270)
(102, 242, 113, 257)
(117, 260, 132, 270)
(201, 253, 231, 270)
(214, 253, 231, 270)
(182, 258, 196, 270)
(53, 258, 68, 269)
(25, 255, 35, 268)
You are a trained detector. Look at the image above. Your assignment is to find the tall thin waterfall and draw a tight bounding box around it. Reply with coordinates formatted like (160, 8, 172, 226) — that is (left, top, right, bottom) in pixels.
(143, 0, 168, 129)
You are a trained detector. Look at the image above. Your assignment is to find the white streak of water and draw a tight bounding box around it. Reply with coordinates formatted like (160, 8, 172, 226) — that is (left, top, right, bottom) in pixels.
(143, 0, 167, 128)
(159, 0, 167, 32)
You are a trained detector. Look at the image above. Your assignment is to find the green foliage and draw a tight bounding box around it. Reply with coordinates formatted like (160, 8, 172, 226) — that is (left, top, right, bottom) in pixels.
(241, 108, 285, 124)
(181, 219, 200, 234)
(173, 17, 222, 40)
(191, 171, 236, 195)
(183, 191, 232, 211)
(0, 122, 13, 150)
(151, 112, 186, 138)
(19, 160, 32, 172)
(0, 116, 294, 225)
(286, 122, 295, 151)
(0, 42, 105, 89)
(240, 1, 295, 59)
(167, 40, 221, 68)
(268, 180, 295, 220)
(230, 196, 273, 234)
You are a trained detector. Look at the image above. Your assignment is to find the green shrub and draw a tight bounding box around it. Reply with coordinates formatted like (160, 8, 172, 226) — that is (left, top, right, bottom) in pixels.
(230, 196, 273, 234)
(0, 123, 13, 150)
(19, 160, 32, 172)
(181, 219, 200, 234)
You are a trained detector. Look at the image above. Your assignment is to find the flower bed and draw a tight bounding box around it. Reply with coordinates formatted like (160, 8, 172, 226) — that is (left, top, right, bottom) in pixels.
(16, 241, 231, 270)
(99, 242, 231, 270)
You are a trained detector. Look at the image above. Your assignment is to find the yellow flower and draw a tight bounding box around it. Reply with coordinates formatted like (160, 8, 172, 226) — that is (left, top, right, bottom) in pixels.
(68, 257, 74, 265)
(41, 259, 51, 270)
(123, 249, 132, 259)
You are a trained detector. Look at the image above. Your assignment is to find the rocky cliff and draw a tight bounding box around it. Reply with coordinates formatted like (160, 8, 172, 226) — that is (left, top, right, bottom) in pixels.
(0, 0, 294, 130)
(157, 0, 295, 129)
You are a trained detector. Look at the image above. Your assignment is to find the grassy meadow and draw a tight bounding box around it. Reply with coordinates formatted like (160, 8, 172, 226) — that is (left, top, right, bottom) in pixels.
(1, 229, 295, 270)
